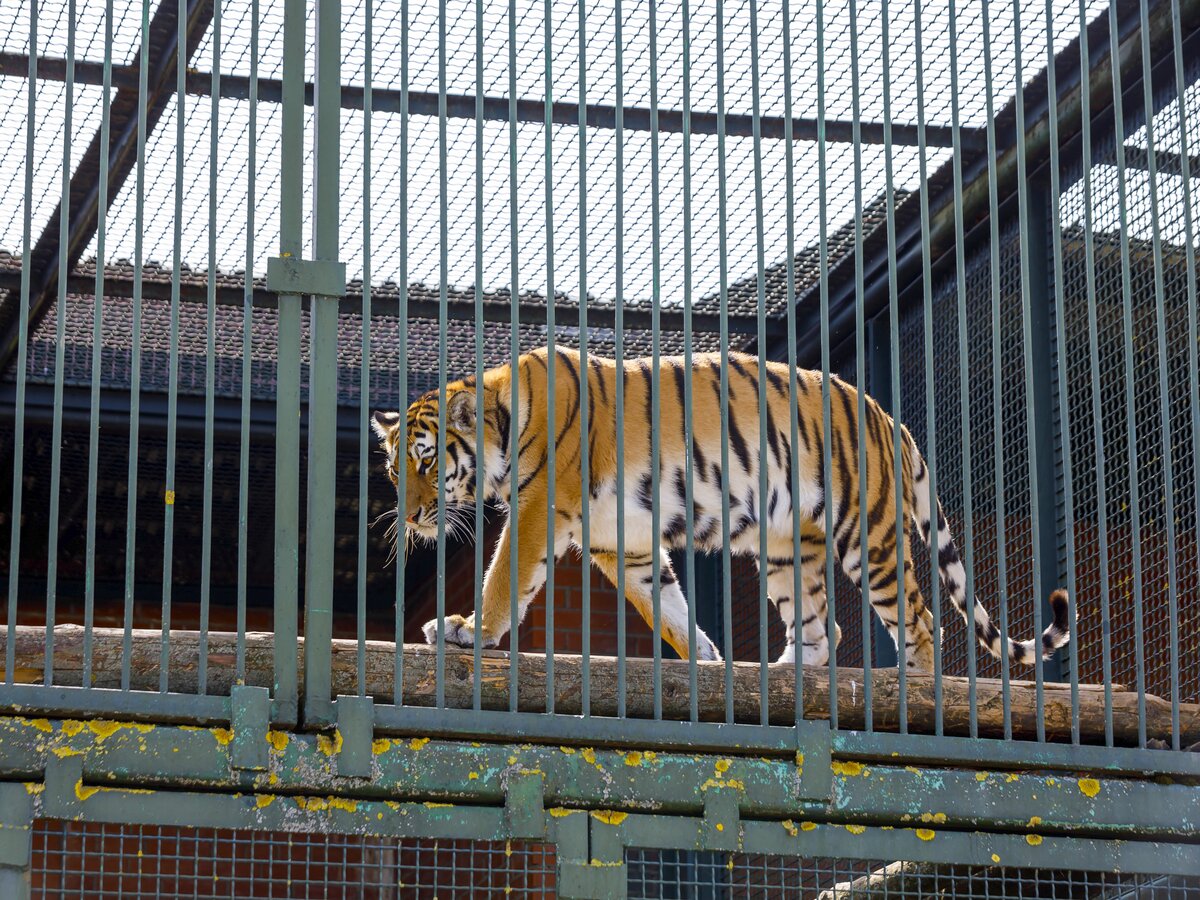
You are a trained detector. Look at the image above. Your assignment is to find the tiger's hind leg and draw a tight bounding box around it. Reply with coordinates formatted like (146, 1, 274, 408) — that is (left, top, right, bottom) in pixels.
(591, 548, 722, 662)
(846, 536, 936, 671)
(764, 539, 839, 665)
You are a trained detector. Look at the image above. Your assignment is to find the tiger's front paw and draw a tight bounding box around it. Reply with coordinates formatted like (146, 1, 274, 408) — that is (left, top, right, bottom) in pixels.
(422, 614, 497, 649)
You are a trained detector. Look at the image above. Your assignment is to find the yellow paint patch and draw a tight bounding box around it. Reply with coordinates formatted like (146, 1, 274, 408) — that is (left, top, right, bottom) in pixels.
(1028, 816, 1042, 827)
(61, 720, 84, 737)
(505, 841, 512, 857)
(916, 829, 936, 841)
(801, 822, 817, 832)
(267, 772, 279, 786)
(831, 761, 863, 777)
(211, 728, 234, 746)
(781, 820, 799, 837)
(548, 808, 579, 818)
(589, 860, 623, 868)
(51, 747, 82, 758)
(1026, 834, 1043, 846)
(255, 795, 274, 809)
(625, 751, 643, 767)
(905, 766, 921, 775)
(715, 823, 724, 832)
(317, 731, 343, 756)
(329, 797, 358, 812)
(27, 719, 53, 733)
(424, 802, 452, 808)
(560, 746, 576, 755)
(644, 751, 657, 761)
(409, 737, 430, 751)
(74, 781, 99, 802)
(88, 721, 124, 740)
(372, 739, 392, 755)
(919, 812, 947, 825)
(591, 810, 628, 826)
(845, 824, 866, 835)
(715, 759, 731, 774)
(991, 853, 1001, 863)
(1078, 778, 1101, 798)
(1005, 774, 1019, 783)
(468, 772, 479, 780)
(23, 783, 44, 795)
(976, 772, 989, 782)
(795, 752, 804, 769)
(267, 731, 289, 752)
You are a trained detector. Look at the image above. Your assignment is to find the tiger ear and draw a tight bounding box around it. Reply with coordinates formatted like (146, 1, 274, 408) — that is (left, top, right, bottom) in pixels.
(372, 410, 401, 442)
(446, 390, 477, 434)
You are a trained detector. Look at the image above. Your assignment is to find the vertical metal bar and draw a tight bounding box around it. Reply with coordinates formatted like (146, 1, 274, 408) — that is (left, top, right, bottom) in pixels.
(542, 0, 556, 716)
(160, 0, 186, 693)
(84, 0, 115, 690)
(649, 0, 664, 721)
(913, 0, 940, 734)
(780, 0, 803, 726)
(949, 0, 980, 737)
(302, 0, 342, 725)
(750, 0, 770, 729)
(981, 0, 1014, 737)
(5, 0, 37, 687)
(395, 0, 409, 711)
(198, 0, 221, 696)
(615, 0, 629, 720)
(576, 0, 592, 718)
(122, 0, 151, 694)
(1137, 0, 1181, 750)
(866, 321, 897, 671)
(237, 0, 259, 685)
(508, 0, 522, 712)
(716, 0, 735, 726)
(1107, 0, 1148, 748)
(435, 0, 448, 711)
(817, 0, 837, 732)
(1079, 0, 1113, 746)
(45, 0, 76, 687)
(472, 0, 484, 714)
(358, 0, 373, 698)
(681, 0, 700, 724)
(849, 0, 875, 725)
(1172, 0, 1199, 753)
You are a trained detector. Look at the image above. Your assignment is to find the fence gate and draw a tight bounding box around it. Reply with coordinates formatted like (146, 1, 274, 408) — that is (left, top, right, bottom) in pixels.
(0, 0, 1198, 895)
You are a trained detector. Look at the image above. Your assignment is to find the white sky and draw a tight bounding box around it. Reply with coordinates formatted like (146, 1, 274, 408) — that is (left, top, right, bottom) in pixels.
(1, 0, 1193, 309)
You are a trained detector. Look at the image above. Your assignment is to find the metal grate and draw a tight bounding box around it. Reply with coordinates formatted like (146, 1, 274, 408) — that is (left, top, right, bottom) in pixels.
(31, 820, 556, 899)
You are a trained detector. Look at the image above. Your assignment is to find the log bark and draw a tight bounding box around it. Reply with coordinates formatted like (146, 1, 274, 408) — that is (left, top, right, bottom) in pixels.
(1, 625, 1196, 747)
(817, 861, 967, 899)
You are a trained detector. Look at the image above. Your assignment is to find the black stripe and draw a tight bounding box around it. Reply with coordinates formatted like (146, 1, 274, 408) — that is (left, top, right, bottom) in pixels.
(518, 450, 549, 492)
(727, 408, 752, 475)
(589, 356, 608, 406)
(765, 402, 781, 468)
(765, 365, 787, 396)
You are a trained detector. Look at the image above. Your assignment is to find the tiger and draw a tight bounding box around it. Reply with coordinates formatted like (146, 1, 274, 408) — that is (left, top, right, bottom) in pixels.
(371, 347, 1071, 670)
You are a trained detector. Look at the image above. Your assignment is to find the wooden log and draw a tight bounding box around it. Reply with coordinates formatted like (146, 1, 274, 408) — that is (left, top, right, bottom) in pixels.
(816, 861, 967, 899)
(1, 625, 1197, 747)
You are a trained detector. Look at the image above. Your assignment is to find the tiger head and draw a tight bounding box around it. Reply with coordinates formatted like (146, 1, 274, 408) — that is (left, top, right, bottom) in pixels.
(371, 384, 486, 543)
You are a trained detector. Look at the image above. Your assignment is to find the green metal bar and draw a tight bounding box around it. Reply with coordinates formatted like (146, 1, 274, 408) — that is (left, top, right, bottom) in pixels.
(715, 0, 734, 726)
(750, 0, 770, 728)
(649, 0, 664, 720)
(121, 0, 151, 695)
(850, 0, 874, 723)
(4, 0, 37, 688)
(981, 0, 1014, 737)
(236, 0, 259, 685)
(358, 0, 373, 698)
(948, 0, 980, 737)
(913, 0, 941, 735)
(1079, 0, 1113, 746)
(507, 0, 521, 713)
(82, 0, 114, 692)
(780, 0, 802, 729)
(472, 0, 484, 714)
(576, 0, 591, 719)
(435, 0, 448, 711)
(1107, 0, 1148, 748)
(160, 0, 186, 694)
(615, 0, 629, 720)
(45, 0, 76, 687)
(395, 0, 410, 712)
(1137, 0, 1181, 751)
(198, 0, 221, 696)
(300, 0, 343, 725)
(818, 0, 837, 732)
(1172, 0, 1199, 754)
(541, 0, 556, 716)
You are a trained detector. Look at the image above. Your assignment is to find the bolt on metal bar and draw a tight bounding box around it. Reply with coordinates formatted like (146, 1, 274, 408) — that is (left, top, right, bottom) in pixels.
(781, 0, 804, 729)
(1107, 0, 1149, 749)
(122, 0, 151, 695)
(83, 0, 115, 692)
(471, 0, 485, 715)
(1044, 0, 1081, 743)
(1172, 0, 1199, 753)
(850, 0, 875, 725)
(5, 0, 37, 689)
(435, 0, 449, 712)
(981, 0, 1014, 738)
(914, 0, 942, 735)
(541, 0, 556, 717)
(679, 0, 697, 722)
(198, 0, 221, 697)
(649, 0, 664, 721)
(507, 0, 521, 714)
(715, 0, 735, 726)
(949, 0, 981, 738)
(358, 0, 374, 698)
(576, 0, 592, 720)
(1136, 0, 1181, 751)
(1079, 0, 1113, 747)
(45, 0, 76, 687)
(236, 0, 259, 685)
(750, 0, 770, 729)
(160, 0, 187, 694)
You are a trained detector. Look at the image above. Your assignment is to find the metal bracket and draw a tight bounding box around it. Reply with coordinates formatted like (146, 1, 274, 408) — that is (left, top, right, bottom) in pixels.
(43, 754, 85, 819)
(795, 720, 834, 801)
(700, 788, 741, 852)
(503, 768, 546, 840)
(230, 685, 272, 772)
(266, 255, 347, 298)
(556, 811, 627, 900)
(334, 695, 375, 778)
